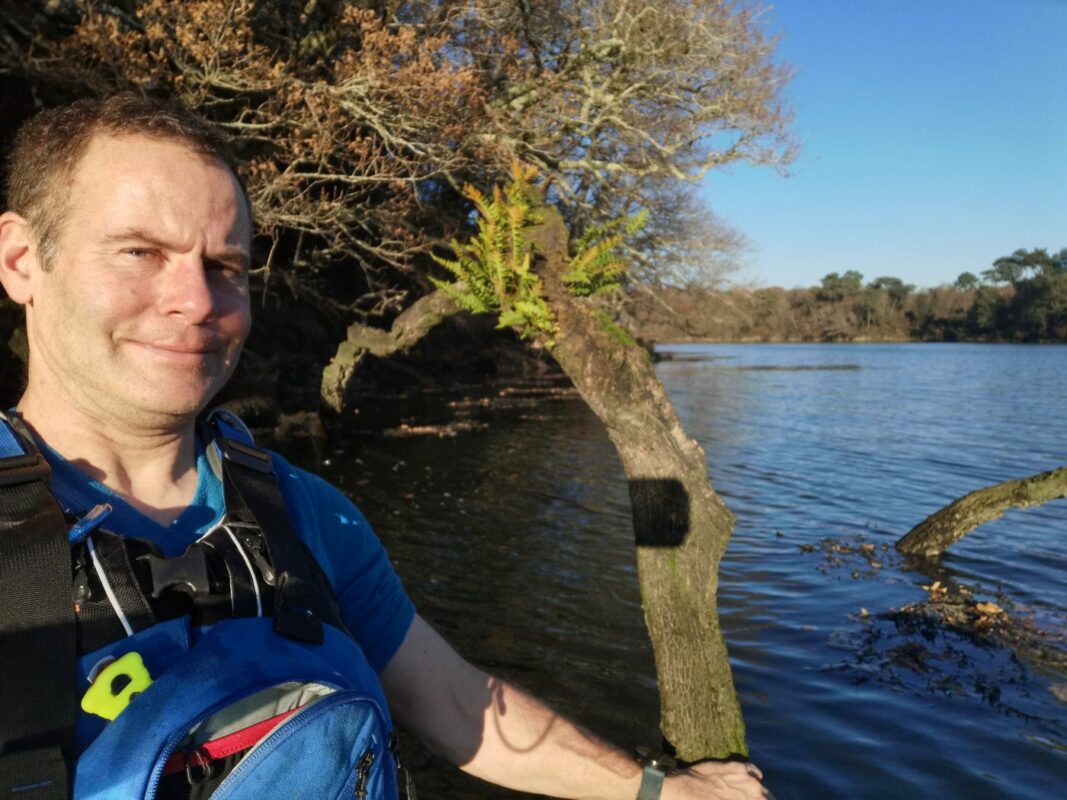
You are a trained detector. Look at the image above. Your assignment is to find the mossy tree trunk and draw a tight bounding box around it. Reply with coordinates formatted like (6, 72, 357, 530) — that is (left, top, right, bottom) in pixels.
(528, 209, 746, 760)
(897, 466, 1067, 556)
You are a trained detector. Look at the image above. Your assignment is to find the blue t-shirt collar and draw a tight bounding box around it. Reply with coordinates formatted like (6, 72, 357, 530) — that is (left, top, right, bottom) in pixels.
(35, 433, 226, 556)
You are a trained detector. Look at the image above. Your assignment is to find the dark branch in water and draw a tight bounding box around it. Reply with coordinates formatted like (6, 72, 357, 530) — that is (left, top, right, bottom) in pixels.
(320, 289, 461, 412)
(896, 467, 1067, 556)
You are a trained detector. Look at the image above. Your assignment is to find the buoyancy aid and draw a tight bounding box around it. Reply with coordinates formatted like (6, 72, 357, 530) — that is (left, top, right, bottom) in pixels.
(0, 409, 406, 800)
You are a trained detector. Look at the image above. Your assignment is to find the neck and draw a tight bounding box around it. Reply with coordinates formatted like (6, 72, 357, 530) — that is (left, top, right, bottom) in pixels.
(17, 387, 201, 527)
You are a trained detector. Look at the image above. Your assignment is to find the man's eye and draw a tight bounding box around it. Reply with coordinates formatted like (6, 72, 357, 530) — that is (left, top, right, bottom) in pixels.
(208, 261, 248, 278)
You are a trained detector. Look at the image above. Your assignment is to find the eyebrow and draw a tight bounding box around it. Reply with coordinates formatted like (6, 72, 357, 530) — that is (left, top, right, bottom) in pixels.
(103, 227, 251, 270)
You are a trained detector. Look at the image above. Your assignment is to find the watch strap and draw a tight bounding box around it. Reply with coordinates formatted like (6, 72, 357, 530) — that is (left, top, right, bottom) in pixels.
(636, 764, 665, 800)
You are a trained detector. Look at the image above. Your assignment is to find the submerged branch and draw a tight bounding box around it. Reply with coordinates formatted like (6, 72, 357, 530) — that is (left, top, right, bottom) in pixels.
(896, 467, 1067, 556)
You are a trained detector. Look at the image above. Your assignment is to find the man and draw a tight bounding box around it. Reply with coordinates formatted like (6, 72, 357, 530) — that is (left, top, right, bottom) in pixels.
(0, 94, 766, 799)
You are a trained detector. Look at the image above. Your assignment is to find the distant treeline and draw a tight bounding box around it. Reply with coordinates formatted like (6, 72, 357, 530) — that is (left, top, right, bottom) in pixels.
(627, 247, 1067, 344)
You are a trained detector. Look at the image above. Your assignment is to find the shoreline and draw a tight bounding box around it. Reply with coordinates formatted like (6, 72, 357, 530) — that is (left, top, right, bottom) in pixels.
(650, 337, 1067, 346)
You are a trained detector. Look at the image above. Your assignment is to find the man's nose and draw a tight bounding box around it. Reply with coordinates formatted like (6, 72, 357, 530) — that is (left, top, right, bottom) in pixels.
(157, 256, 215, 322)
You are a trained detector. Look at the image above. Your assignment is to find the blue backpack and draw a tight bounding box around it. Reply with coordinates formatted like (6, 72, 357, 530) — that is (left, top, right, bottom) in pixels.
(0, 410, 405, 800)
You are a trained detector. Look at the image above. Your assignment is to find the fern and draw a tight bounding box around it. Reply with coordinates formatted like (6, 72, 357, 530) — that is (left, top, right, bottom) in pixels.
(430, 162, 558, 343)
(564, 209, 647, 297)
(593, 309, 636, 346)
(431, 163, 645, 344)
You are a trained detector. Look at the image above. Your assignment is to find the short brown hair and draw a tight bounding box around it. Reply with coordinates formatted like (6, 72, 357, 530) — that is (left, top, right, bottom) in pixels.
(5, 92, 246, 267)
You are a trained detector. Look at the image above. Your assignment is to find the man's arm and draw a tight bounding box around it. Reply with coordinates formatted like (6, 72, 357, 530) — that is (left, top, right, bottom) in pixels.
(379, 615, 766, 800)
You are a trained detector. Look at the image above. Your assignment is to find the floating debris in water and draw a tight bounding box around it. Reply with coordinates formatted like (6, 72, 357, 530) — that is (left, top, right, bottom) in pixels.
(805, 532, 1067, 729)
(496, 385, 580, 398)
(798, 535, 891, 578)
(806, 535, 1067, 738)
(888, 581, 1064, 668)
(383, 420, 489, 438)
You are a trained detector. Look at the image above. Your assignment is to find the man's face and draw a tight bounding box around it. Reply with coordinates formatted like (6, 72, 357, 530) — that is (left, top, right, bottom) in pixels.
(21, 133, 252, 425)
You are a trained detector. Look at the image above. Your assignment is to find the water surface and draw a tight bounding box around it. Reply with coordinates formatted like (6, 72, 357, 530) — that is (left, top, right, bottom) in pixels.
(310, 343, 1066, 798)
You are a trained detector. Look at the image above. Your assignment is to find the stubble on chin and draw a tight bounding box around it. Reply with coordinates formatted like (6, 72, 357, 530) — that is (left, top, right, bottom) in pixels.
(104, 349, 241, 426)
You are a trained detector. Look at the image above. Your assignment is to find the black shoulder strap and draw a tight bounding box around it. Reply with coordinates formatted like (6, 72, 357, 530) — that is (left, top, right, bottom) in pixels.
(203, 412, 324, 645)
(0, 414, 76, 799)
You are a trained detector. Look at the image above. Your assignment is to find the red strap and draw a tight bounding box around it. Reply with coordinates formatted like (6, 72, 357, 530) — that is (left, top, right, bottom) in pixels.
(163, 707, 298, 776)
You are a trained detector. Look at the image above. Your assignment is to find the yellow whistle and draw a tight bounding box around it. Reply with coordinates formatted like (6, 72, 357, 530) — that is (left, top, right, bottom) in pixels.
(81, 651, 153, 721)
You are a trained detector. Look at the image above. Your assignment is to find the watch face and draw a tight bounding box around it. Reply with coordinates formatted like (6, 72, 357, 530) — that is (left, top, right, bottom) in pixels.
(635, 746, 677, 772)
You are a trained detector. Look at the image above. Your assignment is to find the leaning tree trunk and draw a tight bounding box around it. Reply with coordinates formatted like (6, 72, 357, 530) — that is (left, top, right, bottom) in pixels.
(897, 466, 1067, 556)
(528, 209, 746, 760)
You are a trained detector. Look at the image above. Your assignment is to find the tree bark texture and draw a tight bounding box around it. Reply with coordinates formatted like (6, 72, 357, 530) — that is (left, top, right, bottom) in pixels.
(528, 209, 747, 760)
(320, 290, 460, 412)
(897, 466, 1067, 556)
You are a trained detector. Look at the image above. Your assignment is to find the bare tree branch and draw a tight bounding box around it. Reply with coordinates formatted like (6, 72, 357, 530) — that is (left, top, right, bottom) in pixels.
(897, 467, 1067, 556)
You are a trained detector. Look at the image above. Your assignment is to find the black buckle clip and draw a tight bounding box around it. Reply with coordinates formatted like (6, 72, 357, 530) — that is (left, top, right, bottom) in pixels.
(0, 452, 51, 487)
(273, 573, 323, 644)
(218, 436, 273, 475)
(139, 547, 213, 600)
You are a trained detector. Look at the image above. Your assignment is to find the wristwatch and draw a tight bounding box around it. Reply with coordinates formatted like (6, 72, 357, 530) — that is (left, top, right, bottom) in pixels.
(635, 746, 677, 800)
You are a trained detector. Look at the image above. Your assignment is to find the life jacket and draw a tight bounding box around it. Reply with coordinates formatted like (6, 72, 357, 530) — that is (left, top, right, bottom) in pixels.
(0, 409, 407, 800)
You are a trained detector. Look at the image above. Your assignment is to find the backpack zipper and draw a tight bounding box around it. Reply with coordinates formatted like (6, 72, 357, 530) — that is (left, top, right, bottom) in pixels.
(353, 749, 376, 799)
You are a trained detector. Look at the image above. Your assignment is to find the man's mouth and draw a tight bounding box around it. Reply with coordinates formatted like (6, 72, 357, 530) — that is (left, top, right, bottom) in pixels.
(127, 340, 223, 362)
(144, 342, 215, 354)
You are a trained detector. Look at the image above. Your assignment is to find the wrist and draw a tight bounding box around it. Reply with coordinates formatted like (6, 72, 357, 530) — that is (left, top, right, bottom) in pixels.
(634, 746, 677, 800)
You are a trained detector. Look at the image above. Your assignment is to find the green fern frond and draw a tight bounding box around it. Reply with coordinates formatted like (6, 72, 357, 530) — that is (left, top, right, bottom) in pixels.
(496, 309, 525, 329)
(429, 161, 559, 345)
(429, 253, 464, 277)
(564, 210, 647, 298)
(569, 234, 625, 274)
(593, 309, 635, 346)
(429, 276, 492, 314)
(625, 209, 649, 236)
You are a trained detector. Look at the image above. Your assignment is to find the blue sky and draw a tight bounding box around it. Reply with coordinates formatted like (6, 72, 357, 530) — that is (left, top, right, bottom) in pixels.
(703, 0, 1067, 290)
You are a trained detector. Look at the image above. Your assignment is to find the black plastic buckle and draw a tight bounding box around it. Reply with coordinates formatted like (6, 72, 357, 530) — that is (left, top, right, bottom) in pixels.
(139, 548, 212, 600)
(0, 452, 51, 488)
(218, 437, 273, 475)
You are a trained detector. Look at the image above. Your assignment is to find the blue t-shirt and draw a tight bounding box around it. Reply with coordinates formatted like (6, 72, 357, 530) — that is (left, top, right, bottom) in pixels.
(37, 434, 415, 751)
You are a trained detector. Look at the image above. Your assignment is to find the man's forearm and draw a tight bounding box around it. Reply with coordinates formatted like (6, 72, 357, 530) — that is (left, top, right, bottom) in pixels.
(457, 675, 642, 800)
(380, 615, 766, 800)
(439, 673, 767, 800)
(381, 616, 640, 798)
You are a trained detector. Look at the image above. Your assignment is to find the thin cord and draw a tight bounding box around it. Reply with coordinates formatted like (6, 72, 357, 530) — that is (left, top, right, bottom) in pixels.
(86, 534, 134, 637)
(225, 524, 263, 617)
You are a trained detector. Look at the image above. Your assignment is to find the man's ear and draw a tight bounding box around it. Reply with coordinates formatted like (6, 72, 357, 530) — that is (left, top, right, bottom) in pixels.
(0, 211, 39, 305)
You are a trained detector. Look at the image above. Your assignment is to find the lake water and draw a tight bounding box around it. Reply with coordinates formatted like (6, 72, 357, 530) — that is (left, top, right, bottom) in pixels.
(308, 343, 1067, 799)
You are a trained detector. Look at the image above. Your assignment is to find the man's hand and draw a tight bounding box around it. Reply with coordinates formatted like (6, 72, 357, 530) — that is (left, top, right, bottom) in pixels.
(662, 760, 769, 800)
